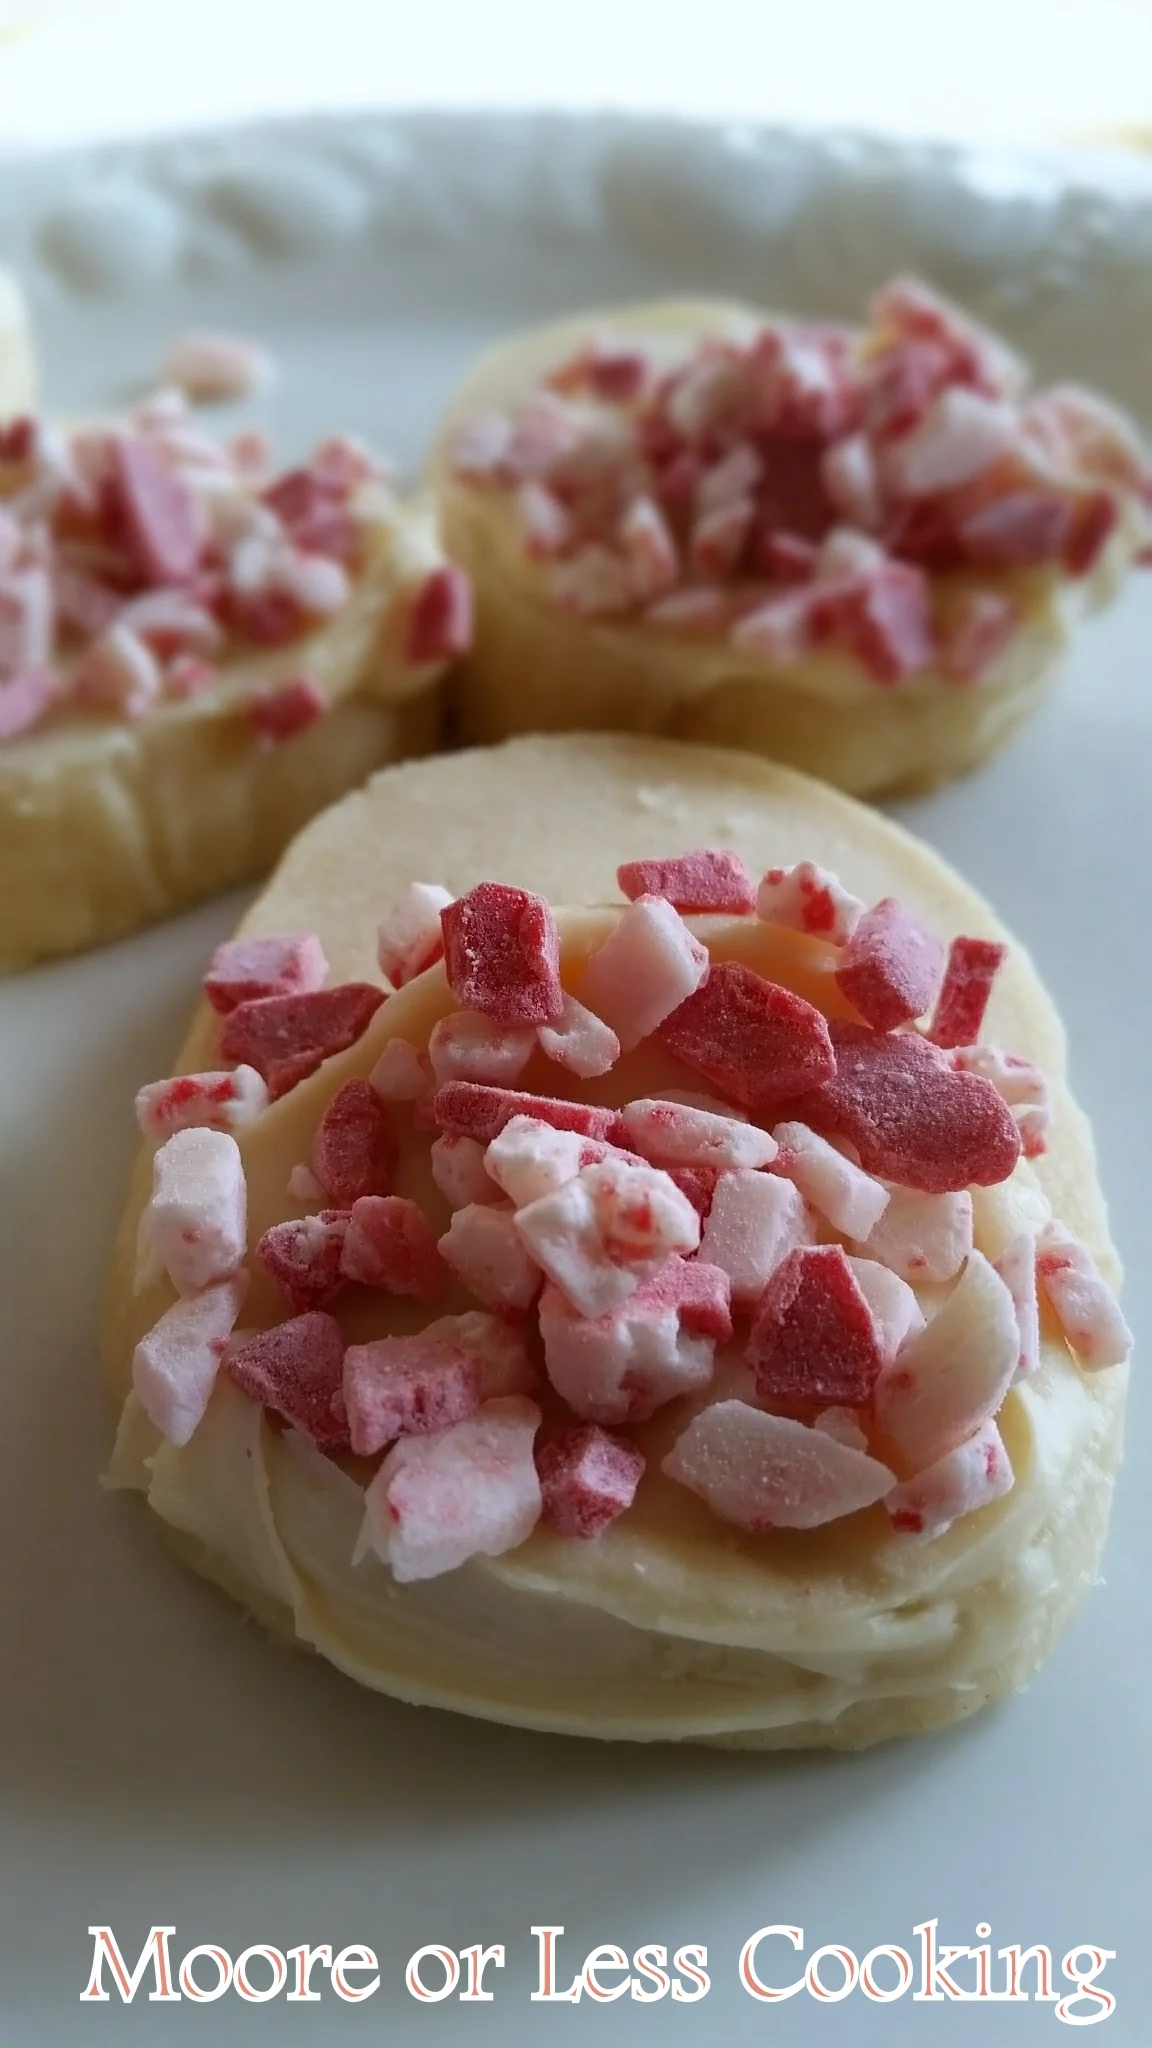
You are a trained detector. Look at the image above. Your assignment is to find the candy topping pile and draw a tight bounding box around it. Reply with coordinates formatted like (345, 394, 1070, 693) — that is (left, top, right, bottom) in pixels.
(451, 275, 1152, 686)
(0, 394, 470, 743)
(130, 847, 1131, 1582)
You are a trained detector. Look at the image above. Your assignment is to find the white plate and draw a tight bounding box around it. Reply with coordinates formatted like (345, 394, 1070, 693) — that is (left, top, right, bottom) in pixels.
(1, 113, 1149, 2045)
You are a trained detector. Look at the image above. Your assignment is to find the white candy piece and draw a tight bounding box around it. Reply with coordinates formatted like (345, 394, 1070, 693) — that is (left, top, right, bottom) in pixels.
(755, 861, 864, 945)
(515, 1160, 700, 1318)
(875, 1251, 1019, 1471)
(853, 1184, 973, 1283)
(287, 1163, 325, 1203)
(996, 1230, 1042, 1381)
(132, 1271, 248, 1446)
(698, 1169, 811, 1308)
(369, 1037, 432, 1101)
(429, 1133, 503, 1210)
(845, 1256, 925, 1362)
(622, 1097, 777, 1171)
(539, 1281, 715, 1424)
(886, 1420, 1014, 1539)
(418, 1310, 538, 1399)
(485, 1116, 590, 1208)
(577, 896, 708, 1052)
(772, 1121, 889, 1239)
(360, 1397, 542, 1583)
(376, 881, 453, 988)
(1036, 1223, 1132, 1370)
(664, 1401, 895, 1531)
(438, 1204, 542, 1314)
(145, 1128, 247, 1293)
(427, 1010, 536, 1086)
(537, 992, 620, 1079)
(135, 1064, 268, 1141)
(883, 387, 1018, 497)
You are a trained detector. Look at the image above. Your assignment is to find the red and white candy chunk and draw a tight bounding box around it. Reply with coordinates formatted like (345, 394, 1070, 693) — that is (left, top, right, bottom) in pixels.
(203, 931, 328, 1013)
(515, 1157, 700, 1318)
(136, 1064, 268, 1139)
(132, 1271, 248, 1446)
(341, 1195, 445, 1300)
(756, 862, 864, 944)
(853, 1184, 973, 1283)
(360, 1397, 542, 1583)
(698, 1169, 812, 1309)
(439, 1204, 543, 1315)
(428, 1010, 536, 1086)
(771, 1120, 889, 1239)
(539, 1257, 731, 1424)
(578, 895, 709, 1052)
(536, 992, 620, 1079)
(144, 1128, 247, 1293)
(616, 849, 756, 914)
(342, 1332, 483, 1456)
(885, 1420, 1014, 1538)
(663, 1402, 895, 1532)
(440, 881, 563, 1027)
(376, 882, 452, 988)
(622, 1097, 777, 1171)
(1035, 1223, 1132, 1370)
(537, 1423, 645, 1537)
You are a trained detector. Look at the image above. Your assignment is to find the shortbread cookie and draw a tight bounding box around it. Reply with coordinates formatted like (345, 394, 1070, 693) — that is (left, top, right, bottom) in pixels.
(103, 734, 1130, 1749)
(0, 397, 469, 970)
(0, 268, 35, 415)
(431, 279, 1149, 796)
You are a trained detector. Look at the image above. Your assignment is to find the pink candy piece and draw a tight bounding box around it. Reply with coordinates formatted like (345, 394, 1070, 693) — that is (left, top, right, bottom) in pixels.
(939, 588, 1019, 684)
(135, 1063, 269, 1139)
(161, 331, 274, 403)
(103, 434, 201, 587)
(428, 1080, 621, 1146)
(875, 1250, 1019, 1470)
(418, 1309, 538, 1399)
(886, 1419, 1014, 1538)
(539, 1257, 730, 1423)
(536, 991, 620, 1079)
(257, 1210, 350, 1312)
(663, 1401, 895, 1532)
(248, 674, 326, 746)
(440, 881, 564, 1027)
(845, 1256, 925, 1363)
(956, 491, 1072, 569)
(748, 1244, 886, 1412)
(485, 1116, 608, 1209)
(755, 861, 864, 945)
(658, 960, 836, 1111)
(375, 876, 450, 987)
(883, 387, 1017, 498)
(834, 897, 944, 1031)
(204, 932, 329, 1014)
(361, 1397, 542, 1583)
(226, 1311, 348, 1452)
(1035, 1222, 1132, 1370)
(622, 1096, 777, 1172)
(220, 983, 385, 1099)
(666, 1164, 721, 1219)
(828, 561, 937, 686)
(428, 1009, 536, 1087)
(145, 1128, 247, 1294)
(403, 564, 473, 664)
(787, 1020, 1021, 1193)
(0, 664, 58, 741)
(699, 1169, 812, 1309)
(369, 1037, 433, 1101)
(853, 1183, 973, 1283)
(616, 849, 756, 915)
(340, 1195, 445, 1300)
(311, 1079, 397, 1204)
(578, 896, 709, 1053)
(430, 1132, 503, 1210)
(537, 1423, 645, 1537)
(375, 881, 453, 988)
(928, 936, 1007, 1049)
(343, 1334, 482, 1455)
(996, 1229, 1041, 1382)
(516, 1159, 700, 1319)
(771, 1121, 889, 1239)
(132, 1270, 249, 1446)
(947, 1043, 1050, 1159)
(439, 1202, 543, 1315)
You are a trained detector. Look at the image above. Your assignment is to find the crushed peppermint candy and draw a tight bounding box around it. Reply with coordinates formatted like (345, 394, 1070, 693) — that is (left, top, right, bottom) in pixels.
(1035, 1223, 1133, 1370)
(756, 861, 865, 944)
(204, 932, 329, 1013)
(136, 1064, 268, 1139)
(928, 936, 1007, 1049)
(536, 1423, 645, 1537)
(226, 1311, 348, 1452)
(219, 982, 385, 1098)
(616, 849, 756, 915)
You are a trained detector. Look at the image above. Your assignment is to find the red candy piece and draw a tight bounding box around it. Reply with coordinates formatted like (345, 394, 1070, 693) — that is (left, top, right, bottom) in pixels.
(248, 675, 326, 746)
(343, 1334, 483, 1456)
(403, 564, 473, 664)
(226, 1311, 348, 1451)
(821, 561, 936, 685)
(657, 961, 835, 1110)
(747, 1243, 883, 1410)
(928, 936, 1007, 1049)
(204, 932, 328, 1014)
(834, 896, 944, 1031)
(103, 435, 201, 588)
(311, 1079, 397, 1204)
(340, 1194, 445, 1301)
(665, 1164, 721, 1219)
(428, 1081, 622, 1147)
(616, 849, 756, 914)
(257, 1210, 350, 1312)
(785, 1020, 1022, 1194)
(638, 1254, 733, 1341)
(536, 1423, 646, 1538)
(440, 881, 564, 1026)
(219, 983, 385, 1099)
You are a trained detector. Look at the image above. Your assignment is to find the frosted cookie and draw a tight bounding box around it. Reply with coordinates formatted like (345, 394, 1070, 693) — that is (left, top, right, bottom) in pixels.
(102, 734, 1131, 1750)
(0, 395, 470, 970)
(431, 278, 1150, 796)
(0, 268, 35, 416)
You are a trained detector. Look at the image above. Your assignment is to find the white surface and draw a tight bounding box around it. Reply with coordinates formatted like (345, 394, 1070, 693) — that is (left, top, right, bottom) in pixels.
(1, 0, 1152, 147)
(0, 110, 1149, 2045)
